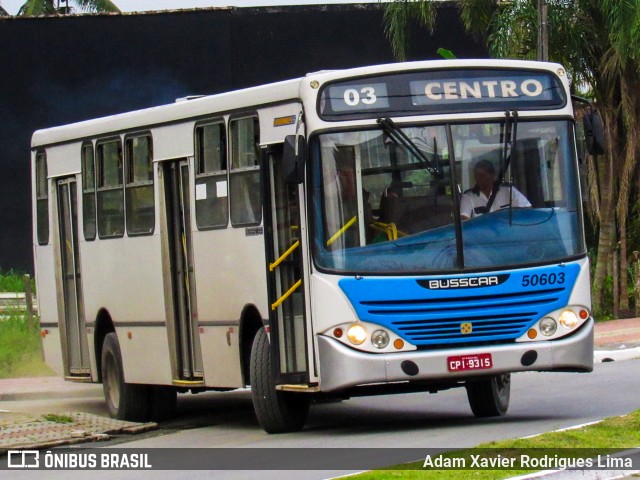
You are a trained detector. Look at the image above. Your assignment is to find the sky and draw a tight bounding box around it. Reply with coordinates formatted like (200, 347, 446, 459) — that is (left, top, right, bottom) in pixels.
(2, 0, 380, 16)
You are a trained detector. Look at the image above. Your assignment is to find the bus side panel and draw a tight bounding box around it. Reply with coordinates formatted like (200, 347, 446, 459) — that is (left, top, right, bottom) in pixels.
(114, 326, 173, 385)
(258, 103, 300, 145)
(192, 228, 268, 387)
(152, 122, 195, 161)
(47, 143, 81, 178)
(199, 326, 242, 388)
(81, 235, 173, 385)
(36, 244, 65, 376)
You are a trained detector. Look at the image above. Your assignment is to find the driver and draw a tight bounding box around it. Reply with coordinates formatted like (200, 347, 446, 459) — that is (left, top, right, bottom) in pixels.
(460, 159, 531, 220)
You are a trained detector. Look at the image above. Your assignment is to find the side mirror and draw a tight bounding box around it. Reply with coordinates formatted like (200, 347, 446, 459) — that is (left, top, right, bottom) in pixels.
(283, 135, 305, 184)
(583, 112, 606, 156)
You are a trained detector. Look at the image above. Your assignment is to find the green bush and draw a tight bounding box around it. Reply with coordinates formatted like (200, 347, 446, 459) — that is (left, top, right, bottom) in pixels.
(0, 268, 34, 293)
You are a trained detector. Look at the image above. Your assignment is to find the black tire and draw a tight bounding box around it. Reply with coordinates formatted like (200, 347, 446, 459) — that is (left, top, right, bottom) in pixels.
(101, 332, 150, 422)
(149, 386, 177, 422)
(250, 327, 310, 433)
(466, 373, 511, 417)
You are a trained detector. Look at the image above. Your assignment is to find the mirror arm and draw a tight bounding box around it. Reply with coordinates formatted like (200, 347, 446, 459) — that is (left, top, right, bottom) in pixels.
(571, 95, 593, 108)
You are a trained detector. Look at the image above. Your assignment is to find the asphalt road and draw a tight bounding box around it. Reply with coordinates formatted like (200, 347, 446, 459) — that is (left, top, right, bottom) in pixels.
(2, 358, 640, 480)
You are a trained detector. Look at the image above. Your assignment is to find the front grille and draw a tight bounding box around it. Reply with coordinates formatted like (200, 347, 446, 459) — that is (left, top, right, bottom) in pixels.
(338, 265, 579, 347)
(355, 287, 569, 346)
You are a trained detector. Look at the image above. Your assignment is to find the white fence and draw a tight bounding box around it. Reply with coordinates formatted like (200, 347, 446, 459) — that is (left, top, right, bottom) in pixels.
(0, 292, 37, 312)
(0, 275, 38, 327)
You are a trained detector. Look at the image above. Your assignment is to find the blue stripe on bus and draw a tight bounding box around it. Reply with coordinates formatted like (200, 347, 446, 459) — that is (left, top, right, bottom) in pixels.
(338, 263, 580, 346)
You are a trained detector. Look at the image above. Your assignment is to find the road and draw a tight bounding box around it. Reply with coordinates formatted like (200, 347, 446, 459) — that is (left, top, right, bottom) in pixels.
(2, 358, 639, 479)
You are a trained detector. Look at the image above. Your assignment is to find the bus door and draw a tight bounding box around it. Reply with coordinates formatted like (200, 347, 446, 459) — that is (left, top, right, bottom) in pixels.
(264, 144, 310, 386)
(162, 160, 204, 382)
(56, 177, 91, 378)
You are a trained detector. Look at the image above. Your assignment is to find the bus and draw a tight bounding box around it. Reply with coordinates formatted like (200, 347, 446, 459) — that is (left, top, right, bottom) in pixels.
(32, 60, 602, 433)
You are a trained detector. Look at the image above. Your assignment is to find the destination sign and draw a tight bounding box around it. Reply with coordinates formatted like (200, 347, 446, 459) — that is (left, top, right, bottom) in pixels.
(319, 69, 565, 120)
(327, 82, 390, 112)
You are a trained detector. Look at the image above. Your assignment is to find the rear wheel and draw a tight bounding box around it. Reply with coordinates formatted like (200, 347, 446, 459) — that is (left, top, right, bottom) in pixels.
(466, 373, 511, 417)
(101, 332, 149, 421)
(250, 327, 310, 433)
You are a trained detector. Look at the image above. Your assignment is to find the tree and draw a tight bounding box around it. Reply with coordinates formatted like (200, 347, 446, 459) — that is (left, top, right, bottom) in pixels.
(384, 0, 640, 316)
(17, 0, 119, 15)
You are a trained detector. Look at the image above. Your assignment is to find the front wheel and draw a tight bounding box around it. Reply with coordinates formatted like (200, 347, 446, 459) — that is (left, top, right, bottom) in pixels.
(250, 327, 310, 433)
(465, 373, 511, 417)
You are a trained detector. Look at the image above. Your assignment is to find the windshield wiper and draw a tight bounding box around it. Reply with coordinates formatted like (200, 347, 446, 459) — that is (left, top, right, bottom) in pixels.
(486, 110, 518, 224)
(377, 117, 441, 178)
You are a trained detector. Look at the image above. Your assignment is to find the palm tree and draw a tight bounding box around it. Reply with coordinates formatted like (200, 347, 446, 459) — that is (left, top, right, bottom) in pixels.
(18, 0, 120, 15)
(384, 0, 640, 316)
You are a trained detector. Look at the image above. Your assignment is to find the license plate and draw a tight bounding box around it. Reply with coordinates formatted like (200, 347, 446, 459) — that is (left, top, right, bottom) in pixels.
(447, 353, 493, 372)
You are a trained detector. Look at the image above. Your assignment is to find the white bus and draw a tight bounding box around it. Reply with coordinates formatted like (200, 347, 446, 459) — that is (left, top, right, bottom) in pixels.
(32, 60, 602, 433)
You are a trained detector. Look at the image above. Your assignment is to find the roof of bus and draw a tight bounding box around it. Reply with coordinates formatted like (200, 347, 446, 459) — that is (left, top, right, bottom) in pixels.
(31, 76, 305, 149)
(31, 59, 564, 149)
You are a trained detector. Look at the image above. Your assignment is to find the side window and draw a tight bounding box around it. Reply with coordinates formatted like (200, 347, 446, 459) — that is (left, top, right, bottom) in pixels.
(229, 116, 261, 226)
(125, 135, 155, 235)
(195, 122, 228, 229)
(35, 152, 49, 245)
(82, 143, 96, 240)
(96, 139, 124, 238)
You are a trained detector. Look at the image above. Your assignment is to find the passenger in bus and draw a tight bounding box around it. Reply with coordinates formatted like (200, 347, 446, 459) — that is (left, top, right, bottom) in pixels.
(460, 159, 530, 220)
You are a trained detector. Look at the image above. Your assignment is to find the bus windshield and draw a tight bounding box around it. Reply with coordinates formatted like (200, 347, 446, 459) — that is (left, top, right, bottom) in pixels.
(311, 119, 584, 274)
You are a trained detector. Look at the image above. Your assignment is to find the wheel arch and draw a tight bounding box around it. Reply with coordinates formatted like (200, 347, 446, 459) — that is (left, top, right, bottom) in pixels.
(239, 304, 266, 386)
(94, 308, 115, 383)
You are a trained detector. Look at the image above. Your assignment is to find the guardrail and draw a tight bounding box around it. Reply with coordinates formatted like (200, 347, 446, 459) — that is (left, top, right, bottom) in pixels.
(0, 274, 38, 329)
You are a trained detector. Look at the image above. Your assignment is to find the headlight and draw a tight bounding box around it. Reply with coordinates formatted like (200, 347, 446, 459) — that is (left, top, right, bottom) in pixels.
(559, 310, 578, 328)
(371, 330, 390, 349)
(539, 317, 557, 336)
(347, 324, 367, 345)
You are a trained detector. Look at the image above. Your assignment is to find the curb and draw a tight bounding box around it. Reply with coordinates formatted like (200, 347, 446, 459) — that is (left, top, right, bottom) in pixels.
(594, 347, 640, 363)
(508, 469, 640, 480)
(507, 447, 640, 480)
(0, 388, 103, 402)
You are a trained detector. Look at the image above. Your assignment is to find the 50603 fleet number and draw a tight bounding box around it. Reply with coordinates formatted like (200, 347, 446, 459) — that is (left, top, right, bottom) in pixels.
(521, 272, 565, 287)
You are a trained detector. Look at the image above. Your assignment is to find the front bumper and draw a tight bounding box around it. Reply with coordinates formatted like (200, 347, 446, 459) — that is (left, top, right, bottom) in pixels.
(317, 319, 593, 392)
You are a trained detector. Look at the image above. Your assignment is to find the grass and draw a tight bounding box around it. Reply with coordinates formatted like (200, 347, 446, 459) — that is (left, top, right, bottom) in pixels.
(0, 269, 32, 293)
(0, 269, 51, 378)
(353, 410, 640, 479)
(42, 413, 74, 424)
(0, 312, 54, 378)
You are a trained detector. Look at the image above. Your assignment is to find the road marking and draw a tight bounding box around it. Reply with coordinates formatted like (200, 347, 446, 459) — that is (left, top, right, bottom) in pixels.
(520, 420, 602, 439)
